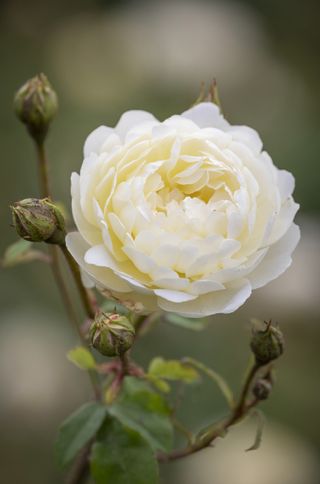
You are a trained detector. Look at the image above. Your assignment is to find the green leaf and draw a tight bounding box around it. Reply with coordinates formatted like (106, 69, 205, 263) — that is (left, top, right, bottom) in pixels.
(146, 375, 171, 393)
(91, 417, 159, 484)
(2, 239, 49, 267)
(55, 402, 108, 469)
(183, 357, 235, 408)
(109, 377, 173, 452)
(67, 347, 97, 370)
(246, 410, 265, 452)
(148, 357, 199, 383)
(101, 299, 130, 316)
(165, 313, 208, 331)
(3, 240, 32, 265)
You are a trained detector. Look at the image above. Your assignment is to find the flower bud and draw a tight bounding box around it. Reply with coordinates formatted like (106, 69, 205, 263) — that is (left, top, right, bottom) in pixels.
(11, 198, 65, 245)
(250, 321, 284, 365)
(89, 312, 135, 357)
(14, 73, 58, 144)
(252, 379, 272, 401)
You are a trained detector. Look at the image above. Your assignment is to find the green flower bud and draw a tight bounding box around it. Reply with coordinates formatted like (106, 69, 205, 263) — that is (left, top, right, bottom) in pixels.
(11, 198, 65, 245)
(250, 321, 284, 365)
(14, 73, 58, 144)
(89, 312, 135, 357)
(252, 379, 272, 400)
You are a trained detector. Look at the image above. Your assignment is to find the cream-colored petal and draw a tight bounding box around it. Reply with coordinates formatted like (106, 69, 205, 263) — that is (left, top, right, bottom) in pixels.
(66, 233, 131, 293)
(84, 244, 152, 294)
(248, 223, 300, 289)
(267, 199, 300, 246)
(71, 173, 101, 245)
(154, 289, 197, 303)
(228, 126, 263, 154)
(181, 102, 229, 130)
(115, 110, 158, 141)
(157, 279, 251, 318)
(277, 169, 295, 200)
(190, 279, 225, 295)
(83, 126, 114, 157)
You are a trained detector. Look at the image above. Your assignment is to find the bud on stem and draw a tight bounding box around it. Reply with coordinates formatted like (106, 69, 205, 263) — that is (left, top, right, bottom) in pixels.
(250, 321, 284, 365)
(89, 313, 135, 357)
(252, 378, 272, 400)
(11, 198, 65, 245)
(14, 73, 58, 144)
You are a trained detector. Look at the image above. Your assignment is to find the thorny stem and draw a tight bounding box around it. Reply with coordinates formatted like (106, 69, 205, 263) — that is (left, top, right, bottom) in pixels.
(234, 362, 260, 417)
(35, 141, 51, 199)
(35, 140, 101, 401)
(119, 351, 131, 375)
(50, 246, 79, 336)
(158, 360, 263, 462)
(66, 441, 92, 484)
(68, 352, 133, 484)
(35, 139, 95, 321)
(172, 418, 194, 446)
(35, 140, 77, 331)
(66, 353, 263, 482)
(60, 243, 96, 320)
(34, 139, 102, 484)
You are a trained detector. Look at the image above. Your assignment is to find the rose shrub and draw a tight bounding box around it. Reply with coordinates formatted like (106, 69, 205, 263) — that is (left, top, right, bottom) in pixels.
(66, 102, 300, 317)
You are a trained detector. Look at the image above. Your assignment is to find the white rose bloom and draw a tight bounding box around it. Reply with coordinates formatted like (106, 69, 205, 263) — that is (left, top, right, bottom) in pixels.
(66, 102, 300, 318)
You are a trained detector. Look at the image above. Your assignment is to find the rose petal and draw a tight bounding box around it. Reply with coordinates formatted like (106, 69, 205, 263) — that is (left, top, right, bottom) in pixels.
(154, 289, 197, 303)
(71, 173, 101, 245)
(157, 279, 251, 318)
(115, 110, 158, 141)
(182, 102, 229, 130)
(228, 125, 263, 154)
(66, 233, 131, 293)
(248, 223, 300, 289)
(83, 126, 114, 157)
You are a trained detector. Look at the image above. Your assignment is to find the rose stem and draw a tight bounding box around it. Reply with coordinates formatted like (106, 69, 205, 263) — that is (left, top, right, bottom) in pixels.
(35, 141, 51, 199)
(35, 140, 101, 399)
(158, 360, 262, 462)
(66, 441, 92, 484)
(60, 243, 96, 319)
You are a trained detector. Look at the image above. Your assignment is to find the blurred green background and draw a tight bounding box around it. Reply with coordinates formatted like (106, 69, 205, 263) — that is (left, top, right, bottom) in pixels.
(1, 0, 320, 483)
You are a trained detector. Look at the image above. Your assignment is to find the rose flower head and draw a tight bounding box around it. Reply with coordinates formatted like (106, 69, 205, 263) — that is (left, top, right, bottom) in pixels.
(66, 102, 300, 318)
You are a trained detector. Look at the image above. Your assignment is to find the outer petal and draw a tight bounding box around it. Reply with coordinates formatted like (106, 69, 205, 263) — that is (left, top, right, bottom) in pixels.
(181, 102, 229, 130)
(71, 173, 102, 245)
(84, 244, 153, 294)
(227, 125, 263, 155)
(66, 232, 131, 293)
(248, 223, 300, 289)
(83, 126, 114, 157)
(115, 110, 158, 141)
(277, 169, 295, 200)
(154, 289, 197, 303)
(157, 279, 251, 318)
(267, 199, 300, 245)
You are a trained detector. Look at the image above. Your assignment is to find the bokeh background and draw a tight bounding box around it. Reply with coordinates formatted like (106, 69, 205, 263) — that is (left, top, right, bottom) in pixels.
(1, 0, 320, 482)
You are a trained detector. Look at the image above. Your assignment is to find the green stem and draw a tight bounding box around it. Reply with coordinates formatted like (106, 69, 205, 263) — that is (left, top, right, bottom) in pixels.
(51, 247, 100, 400)
(35, 141, 51, 199)
(172, 418, 194, 446)
(119, 351, 130, 375)
(34, 141, 83, 333)
(233, 362, 260, 418)
(60, 244, 96, 320)
(50, 245, 80, 335)
(66, 441, 91, 484)
(34, 140, 100, 400)
(158, 360, 262, 462)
